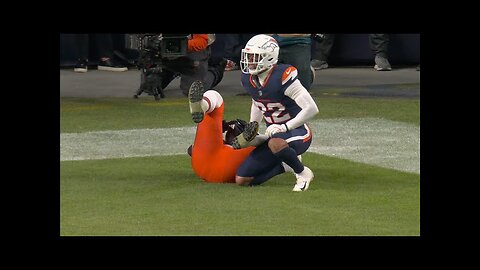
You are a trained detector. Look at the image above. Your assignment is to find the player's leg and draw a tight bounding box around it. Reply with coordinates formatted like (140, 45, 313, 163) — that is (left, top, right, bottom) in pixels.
(189, 89, 226, 181)
(248, 163, 285, 186)
(201, 90, 223, 115)
(248, 125, 314, 191)
(235, 126, 313, 188)
(272, 124, 314, 192)
(269, 137, 313, 191)
(236, 142, 285, 186)
(191, 89, 225, 149)
(281, 155, 302, 173)
(188, 80, 223, 123)
(187, 87, 224, 154)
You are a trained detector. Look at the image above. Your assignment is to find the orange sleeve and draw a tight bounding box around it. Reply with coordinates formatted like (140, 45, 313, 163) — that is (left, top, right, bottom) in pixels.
(281, 66, 297, 82)
(188, 34, 209, 52)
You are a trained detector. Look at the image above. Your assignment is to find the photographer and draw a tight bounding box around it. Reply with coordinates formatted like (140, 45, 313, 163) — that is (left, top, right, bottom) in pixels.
(134, 34, 225, 100)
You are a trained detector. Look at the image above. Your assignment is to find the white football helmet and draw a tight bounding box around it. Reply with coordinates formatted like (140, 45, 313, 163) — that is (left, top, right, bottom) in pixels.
(240, 34, 279, 75)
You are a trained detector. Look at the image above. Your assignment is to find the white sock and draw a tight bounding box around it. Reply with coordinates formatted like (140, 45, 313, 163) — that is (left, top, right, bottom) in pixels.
(201, 90, 223, 114)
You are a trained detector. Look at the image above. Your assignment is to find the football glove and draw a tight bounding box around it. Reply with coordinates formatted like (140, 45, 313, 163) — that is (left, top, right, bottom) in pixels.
(265, 123, 288, 137)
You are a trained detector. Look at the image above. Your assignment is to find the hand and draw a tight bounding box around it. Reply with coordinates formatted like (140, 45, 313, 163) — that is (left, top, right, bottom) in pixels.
(265, 124, 288, 137)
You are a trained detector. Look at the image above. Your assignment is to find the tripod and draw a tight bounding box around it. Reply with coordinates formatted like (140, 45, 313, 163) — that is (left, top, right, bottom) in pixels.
(133, 66, 166, 101)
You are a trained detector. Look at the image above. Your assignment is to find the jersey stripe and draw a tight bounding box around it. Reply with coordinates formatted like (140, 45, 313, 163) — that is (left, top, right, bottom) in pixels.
(285, 124, 312, 143)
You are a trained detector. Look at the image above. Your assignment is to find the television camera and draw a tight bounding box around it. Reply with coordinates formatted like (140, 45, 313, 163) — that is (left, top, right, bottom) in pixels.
(125, 33, 191, 100)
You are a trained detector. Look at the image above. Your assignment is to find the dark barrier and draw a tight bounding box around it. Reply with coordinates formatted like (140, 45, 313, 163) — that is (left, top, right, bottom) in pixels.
(60, 33, 129, 66)
(60, 33, 419, 67)
(325, 34, 420, 65)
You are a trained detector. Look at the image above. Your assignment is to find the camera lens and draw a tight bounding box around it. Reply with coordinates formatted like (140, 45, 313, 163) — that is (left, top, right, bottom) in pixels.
(166, 41, 180, 53)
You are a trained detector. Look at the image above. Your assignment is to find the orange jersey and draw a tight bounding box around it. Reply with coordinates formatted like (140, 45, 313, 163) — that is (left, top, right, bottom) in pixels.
(191, 104, 255, 183)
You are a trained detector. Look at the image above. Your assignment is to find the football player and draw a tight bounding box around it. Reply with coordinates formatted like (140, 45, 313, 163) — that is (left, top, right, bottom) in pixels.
(236, 34, 319, 192)
(187, 80, 266, 183)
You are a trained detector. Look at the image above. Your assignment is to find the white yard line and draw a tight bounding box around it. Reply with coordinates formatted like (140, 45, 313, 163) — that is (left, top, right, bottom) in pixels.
(60, 118, 419, 174)
(308, 118, 419, 174)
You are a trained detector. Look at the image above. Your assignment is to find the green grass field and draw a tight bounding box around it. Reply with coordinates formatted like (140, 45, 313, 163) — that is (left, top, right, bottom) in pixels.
(60, 94, 420, 236)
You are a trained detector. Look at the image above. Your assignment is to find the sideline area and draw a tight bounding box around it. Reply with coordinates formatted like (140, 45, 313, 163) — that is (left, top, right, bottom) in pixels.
(60, 67, 420, 99)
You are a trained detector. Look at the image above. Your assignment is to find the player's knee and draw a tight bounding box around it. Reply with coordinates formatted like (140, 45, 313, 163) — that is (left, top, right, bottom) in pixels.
(204, 90, 224, 109)
(268, 137, 288, 154)
(235, 175, 253, 186)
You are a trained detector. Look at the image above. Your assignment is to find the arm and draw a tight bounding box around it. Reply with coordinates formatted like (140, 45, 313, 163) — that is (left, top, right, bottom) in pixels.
(250, 99, 264, 123)
(188, 34, 209, 52)
(248, 99, 269, 146)
(265, 79, 319, 137)
(283, 79, 319, 130)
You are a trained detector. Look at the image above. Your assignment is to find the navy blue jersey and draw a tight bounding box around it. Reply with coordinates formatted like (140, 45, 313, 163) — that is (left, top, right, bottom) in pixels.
(241, 64, 302, 126)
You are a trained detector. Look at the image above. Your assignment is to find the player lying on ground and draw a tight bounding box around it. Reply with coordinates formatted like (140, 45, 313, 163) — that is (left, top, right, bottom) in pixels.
(187, 81, 265, 183)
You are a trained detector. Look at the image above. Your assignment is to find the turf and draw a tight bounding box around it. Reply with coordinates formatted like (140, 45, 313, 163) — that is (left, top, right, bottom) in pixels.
(60, 95, 419, 133)
(60, 153, 419, 236)
(60, 94, 420, 236)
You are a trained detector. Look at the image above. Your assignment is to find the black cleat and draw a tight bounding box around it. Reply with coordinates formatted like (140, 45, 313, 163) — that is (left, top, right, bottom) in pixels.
(231, 121, 259, 149)
(188, 81, 205, 123)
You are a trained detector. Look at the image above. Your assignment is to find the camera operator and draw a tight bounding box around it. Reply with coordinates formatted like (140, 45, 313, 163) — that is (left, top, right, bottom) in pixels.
(135, 34, 225, 100)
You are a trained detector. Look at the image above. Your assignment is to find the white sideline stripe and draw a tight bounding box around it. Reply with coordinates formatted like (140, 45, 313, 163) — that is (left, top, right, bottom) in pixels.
(308, 118, 419, 174)
(60, 118, 419, 174)
(60, 127, 197, 161)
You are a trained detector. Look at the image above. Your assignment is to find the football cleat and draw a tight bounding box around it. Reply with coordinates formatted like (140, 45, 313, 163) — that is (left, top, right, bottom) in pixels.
(224, 119, 247, 145)
(188, 80, 205, 123)
(292, 166, 314, 192)
(231, 121, 259, 149)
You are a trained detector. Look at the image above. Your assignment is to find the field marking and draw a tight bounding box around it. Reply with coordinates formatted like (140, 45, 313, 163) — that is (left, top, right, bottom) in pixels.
(307, 118, 419, 174)
(60, 118, 419, 174)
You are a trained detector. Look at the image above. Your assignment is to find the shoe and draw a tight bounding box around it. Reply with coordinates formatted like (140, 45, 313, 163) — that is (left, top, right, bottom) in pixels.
(224, 59, 238, 71)
(311, 59, 328, 70)
(374, 55, 392, 71)
(188, 80, 205, 123)
(98, 57, 128, 72)
(231, 121, 259, 149)
(74, 59, 88, 73)
(292, 166, 314, 192)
